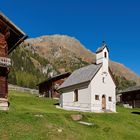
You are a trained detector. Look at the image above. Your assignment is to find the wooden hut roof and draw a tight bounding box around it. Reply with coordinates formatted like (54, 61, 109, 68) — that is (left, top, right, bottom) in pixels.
(37, 72, 71, 86)
(119, 86, 140, 94)
(0, 12, 28, 54)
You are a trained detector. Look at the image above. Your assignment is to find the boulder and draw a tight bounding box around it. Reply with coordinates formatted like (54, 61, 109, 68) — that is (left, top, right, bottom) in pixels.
(71, 114, 83, 121)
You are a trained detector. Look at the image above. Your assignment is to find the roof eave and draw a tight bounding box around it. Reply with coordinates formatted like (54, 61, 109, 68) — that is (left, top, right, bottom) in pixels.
(0, 12, 26, 35)
(89, 64, 102, 81)
(120, 89, 140, 94)
(109, 67, 117, 86)
(58, 80, 90, 92)
(37, 72, 71, 86)
(96, 45, 109, 54)
(0, 12, 28, 53)
(8, 35, 28, 54)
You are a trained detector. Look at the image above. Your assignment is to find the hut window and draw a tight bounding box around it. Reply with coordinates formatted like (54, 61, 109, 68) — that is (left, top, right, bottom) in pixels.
(104, 52, 107, 58)
(74, 89, 78, 102)
(95, 95, 99, 100)
(109, 97, 112, 101)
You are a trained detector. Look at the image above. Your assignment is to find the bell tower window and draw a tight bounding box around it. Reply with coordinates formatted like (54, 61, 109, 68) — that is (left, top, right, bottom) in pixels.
(104, 52, 107, 58)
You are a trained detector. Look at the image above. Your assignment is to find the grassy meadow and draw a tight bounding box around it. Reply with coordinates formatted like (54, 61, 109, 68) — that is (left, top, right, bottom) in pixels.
(0, 91, 139, 140)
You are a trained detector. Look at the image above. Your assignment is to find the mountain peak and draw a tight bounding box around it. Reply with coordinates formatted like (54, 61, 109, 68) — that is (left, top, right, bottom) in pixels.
(25, 34, 95, 63)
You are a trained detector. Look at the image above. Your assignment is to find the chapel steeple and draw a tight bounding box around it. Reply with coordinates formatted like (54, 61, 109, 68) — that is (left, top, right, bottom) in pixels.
(96, 41, 109, 72)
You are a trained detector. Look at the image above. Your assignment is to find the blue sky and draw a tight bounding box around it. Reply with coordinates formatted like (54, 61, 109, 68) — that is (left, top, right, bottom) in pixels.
(0, 0, 140, 76)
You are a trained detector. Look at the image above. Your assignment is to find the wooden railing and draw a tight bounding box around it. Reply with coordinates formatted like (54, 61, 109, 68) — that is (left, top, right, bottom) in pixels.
(0, 57, 11, 67)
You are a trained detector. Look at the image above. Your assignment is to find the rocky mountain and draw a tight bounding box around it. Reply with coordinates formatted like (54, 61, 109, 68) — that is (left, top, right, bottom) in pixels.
(9, 35, 140, 90)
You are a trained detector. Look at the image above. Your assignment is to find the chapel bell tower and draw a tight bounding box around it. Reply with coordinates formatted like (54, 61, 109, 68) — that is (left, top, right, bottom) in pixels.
(96, 41, 109, 72)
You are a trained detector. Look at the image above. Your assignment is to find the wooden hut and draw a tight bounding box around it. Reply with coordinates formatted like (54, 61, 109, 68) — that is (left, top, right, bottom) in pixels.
(0, 12, 27, 110)
(37, 72, 71, 98)
(120, 86, 140, 108)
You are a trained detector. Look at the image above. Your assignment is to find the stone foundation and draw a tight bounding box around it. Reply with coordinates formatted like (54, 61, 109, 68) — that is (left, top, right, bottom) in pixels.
(0, 98, 9, 110)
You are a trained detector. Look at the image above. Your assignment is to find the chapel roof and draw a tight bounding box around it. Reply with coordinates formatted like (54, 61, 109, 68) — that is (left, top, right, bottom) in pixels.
(58, 64, 102, 90)
(96, 41, 109, 53)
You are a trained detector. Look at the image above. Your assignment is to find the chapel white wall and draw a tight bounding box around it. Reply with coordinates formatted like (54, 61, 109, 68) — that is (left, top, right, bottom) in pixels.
(90, 67, 116, 112)
(60, 85, 91, 111)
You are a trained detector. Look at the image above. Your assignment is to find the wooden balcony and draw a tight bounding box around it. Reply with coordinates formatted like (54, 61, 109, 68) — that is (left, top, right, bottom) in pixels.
(0, 57, 11, 67)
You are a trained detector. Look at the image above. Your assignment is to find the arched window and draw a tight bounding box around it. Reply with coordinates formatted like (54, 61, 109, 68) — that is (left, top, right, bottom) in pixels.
(74, 89, 78, 102)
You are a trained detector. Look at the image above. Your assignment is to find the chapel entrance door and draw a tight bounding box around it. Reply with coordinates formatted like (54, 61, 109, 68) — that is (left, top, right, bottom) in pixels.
(102, 95, 106, 110)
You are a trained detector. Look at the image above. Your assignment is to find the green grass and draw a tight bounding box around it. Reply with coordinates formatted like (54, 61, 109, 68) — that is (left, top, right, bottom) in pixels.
(0, 91, 140, 140)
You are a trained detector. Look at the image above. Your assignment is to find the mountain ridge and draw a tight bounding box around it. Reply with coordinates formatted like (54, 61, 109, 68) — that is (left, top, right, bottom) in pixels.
(9, 34, 139, 90)
(25, 35, 140, 84)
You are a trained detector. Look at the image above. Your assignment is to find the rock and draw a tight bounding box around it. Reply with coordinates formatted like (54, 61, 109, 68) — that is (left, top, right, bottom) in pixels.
(34, 114, 43, 117)
(78, 121, 94, 126)
(71, 114, 83, 121)
(57, 129, 62, 133)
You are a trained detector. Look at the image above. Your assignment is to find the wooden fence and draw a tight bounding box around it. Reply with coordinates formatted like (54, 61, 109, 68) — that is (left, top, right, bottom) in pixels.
(8, 84, 39, 94)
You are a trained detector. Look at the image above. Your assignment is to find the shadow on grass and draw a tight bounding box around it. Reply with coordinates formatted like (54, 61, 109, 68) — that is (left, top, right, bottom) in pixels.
(131, 112, 140, 115)
(54, 103, 59, 105)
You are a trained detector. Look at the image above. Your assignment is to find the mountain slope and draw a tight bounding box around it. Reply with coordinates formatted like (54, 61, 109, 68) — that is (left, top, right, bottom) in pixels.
(9, 35, 140, 90)
(25, 35, 95, 62)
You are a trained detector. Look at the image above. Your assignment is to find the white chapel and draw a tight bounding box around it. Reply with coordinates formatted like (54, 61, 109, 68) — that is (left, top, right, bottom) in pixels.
(59, 43, 116, 112)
